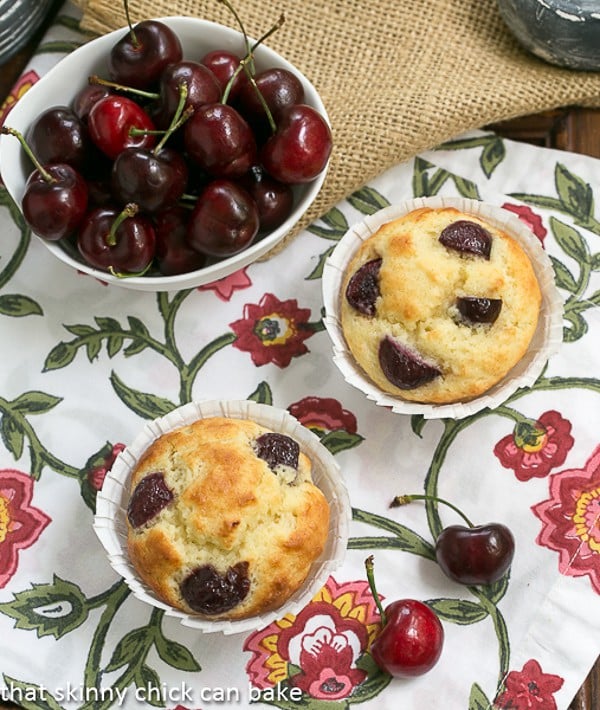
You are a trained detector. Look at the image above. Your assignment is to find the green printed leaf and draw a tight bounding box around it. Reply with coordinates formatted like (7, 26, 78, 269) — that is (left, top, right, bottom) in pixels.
(480, 137, 506, 178)
(137, 665, 163, 708)
(412, 156, 435, 196)
(591, 253, 600, 271)
(319, 429, 364, 454)
(155, 633, 201, 672)
(550, 255, 578, 293)
(350, 508, 436, 559)
(306, 245, 335, 280)
(550, 217, 591, 263)
(1, 414, 24, 459)
(452, 175, 480, 199)
(123, 316, 151, 355)
(563, 309, 588, 342)
(307, 206, 348, 239)
(1, 676, 63, 710)
(85, 337, 102, 362)
(64, 323, 95, 337)
(555, 162, 594, 220)
(426, 597, 488, 625)
(469, 682, 492, 710)
(508, 193, 563, 212)
(475, 573, 510, 604)
(43, 341, 78, 371)
(247, 381, 273, 405)
(0, 294, 42, 317)
(347, 186, 391, 215)
(110, 371, 177, 419)
(411, 414, 426, 437)
(12, 391, 62, 414)
(0, 576, 89, 639)
(106, 335, 125, 358)
(348, 654, 392, 703)
(105, 628, 147, 671)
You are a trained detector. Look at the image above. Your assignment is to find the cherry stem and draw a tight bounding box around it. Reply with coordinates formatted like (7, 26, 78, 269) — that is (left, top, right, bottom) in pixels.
(123, 0, 139, 48)
(153, 83, 191, 153)
(364, 555, 387, 627)
(89, 75, 159, 101)
(1, 126, 55, 183)
(391, 494, 474, 528)
(217, 0, 253, 68)
(107, 202, 138, 247)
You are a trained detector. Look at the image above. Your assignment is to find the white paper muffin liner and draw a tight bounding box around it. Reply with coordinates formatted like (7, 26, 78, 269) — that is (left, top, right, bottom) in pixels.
(322, 196, 564, 419)
(93, 400, 351, 634)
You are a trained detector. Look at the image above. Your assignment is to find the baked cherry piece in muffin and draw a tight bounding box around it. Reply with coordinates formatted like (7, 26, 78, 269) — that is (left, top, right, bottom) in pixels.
(126, 416, 329, 619)
(340, 207, 541, 404)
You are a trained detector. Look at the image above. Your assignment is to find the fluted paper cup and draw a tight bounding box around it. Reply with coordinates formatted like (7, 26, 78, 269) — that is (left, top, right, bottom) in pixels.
(322, 196, 563, 419)
(93, 400, 350, 634)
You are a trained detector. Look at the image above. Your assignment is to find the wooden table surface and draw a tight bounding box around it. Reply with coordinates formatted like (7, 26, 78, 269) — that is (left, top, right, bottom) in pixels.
(1, 8, 600, 710)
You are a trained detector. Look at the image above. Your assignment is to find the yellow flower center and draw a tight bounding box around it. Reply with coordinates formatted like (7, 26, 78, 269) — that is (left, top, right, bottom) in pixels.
(573, 487, 600, 553)
(0, 494, 11, 544)
(255, 314, 295, 346)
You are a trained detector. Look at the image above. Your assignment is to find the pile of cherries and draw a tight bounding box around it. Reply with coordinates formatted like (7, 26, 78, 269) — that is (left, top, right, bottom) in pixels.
(4, 9, 332, 278)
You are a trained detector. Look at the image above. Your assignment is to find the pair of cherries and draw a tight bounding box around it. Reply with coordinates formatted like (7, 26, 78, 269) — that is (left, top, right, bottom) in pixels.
(367, 495, 515, 679)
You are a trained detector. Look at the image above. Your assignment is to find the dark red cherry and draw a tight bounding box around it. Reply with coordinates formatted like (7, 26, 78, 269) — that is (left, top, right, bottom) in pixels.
(184, 103, 257, 178)
(371, 599, 444, 678)
(435, 523, 515, 585)
(111, 146, 188, 213)
(26, 106, 89, 171)
(378, 336, 441, 389)
(154, 206, 207, 276)
(439, 220, 492, 259)
(366, 556, 444, 678)
(200, 49, 247, 99)
(237, 67, 304, 134)
(187, 179, 259, 257)
(127, 471, 174, 528)
(77, 204, 156, 274)
(23, 163, 88, 242)
(457, 297, 502, 324)
(180, 562, 250, 615)
(345, 258, 382, 316)
(155, 60, 221, 128)
(260, 104, 332, 184)
(72, 84, 112, 122)
(88, 95, 156, 160)
(240, 165, 294, 232)
(255, 433, 299, 470)
(108, 19, 183, 90)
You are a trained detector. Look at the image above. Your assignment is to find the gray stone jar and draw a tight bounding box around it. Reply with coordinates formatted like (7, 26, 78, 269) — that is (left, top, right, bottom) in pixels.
(0, 0, 57, 65)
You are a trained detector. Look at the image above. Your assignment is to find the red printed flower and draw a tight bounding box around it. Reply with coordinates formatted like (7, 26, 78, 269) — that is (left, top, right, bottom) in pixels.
(494, 658, 563, 709)
(494, 411, 574, 482)
(245, 576, 381, 701)
(198, 267, 252, 301)
(86, 443, 126, 491)
(533, 445, 600, 593)
(230, 293, 314, 367)
(288, 396, 358, 436)
(0, 70, 39, 128)
(502, 203, 547, 245)
(0, 469, 50, 587)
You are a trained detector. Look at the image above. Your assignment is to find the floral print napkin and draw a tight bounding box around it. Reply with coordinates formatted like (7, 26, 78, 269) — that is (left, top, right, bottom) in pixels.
(0, 3, 600, 710)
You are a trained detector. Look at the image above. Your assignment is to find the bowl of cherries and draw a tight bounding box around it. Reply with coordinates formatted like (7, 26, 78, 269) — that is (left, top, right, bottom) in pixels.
(0, 11, 332, 291)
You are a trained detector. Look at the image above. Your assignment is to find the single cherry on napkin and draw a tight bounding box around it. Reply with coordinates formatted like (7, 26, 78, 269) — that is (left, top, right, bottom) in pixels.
(365, 556, 444, 678)
(392, 494, 515, 585)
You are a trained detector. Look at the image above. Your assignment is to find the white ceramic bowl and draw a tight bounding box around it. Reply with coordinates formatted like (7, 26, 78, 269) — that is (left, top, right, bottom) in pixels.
(93, 400, 351, 634)
(0, 16, 330, 291)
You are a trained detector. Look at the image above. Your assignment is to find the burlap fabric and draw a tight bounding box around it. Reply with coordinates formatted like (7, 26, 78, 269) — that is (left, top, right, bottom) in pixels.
(73, 0, 600, 237)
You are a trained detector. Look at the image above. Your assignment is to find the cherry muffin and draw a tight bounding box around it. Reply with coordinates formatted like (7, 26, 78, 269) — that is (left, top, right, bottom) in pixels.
(340, 206, 542, 404)
(126, 416, 330, 620)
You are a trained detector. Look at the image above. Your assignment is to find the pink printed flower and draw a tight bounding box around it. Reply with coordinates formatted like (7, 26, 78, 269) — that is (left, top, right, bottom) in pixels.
(198, 267, 252, 301)
(288, 396, 358, 436)
(0, 70, 39, 128)
(230, 292, 314, 367)
(245, 576, 381, 701)
(0, 469, 50, 587)
(533, 445, 600, 593)
(86, 443, 126, 491)
(502, 203, 547, 245)
(494, 411, 574, 482)
(494, 658, 563, 709)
